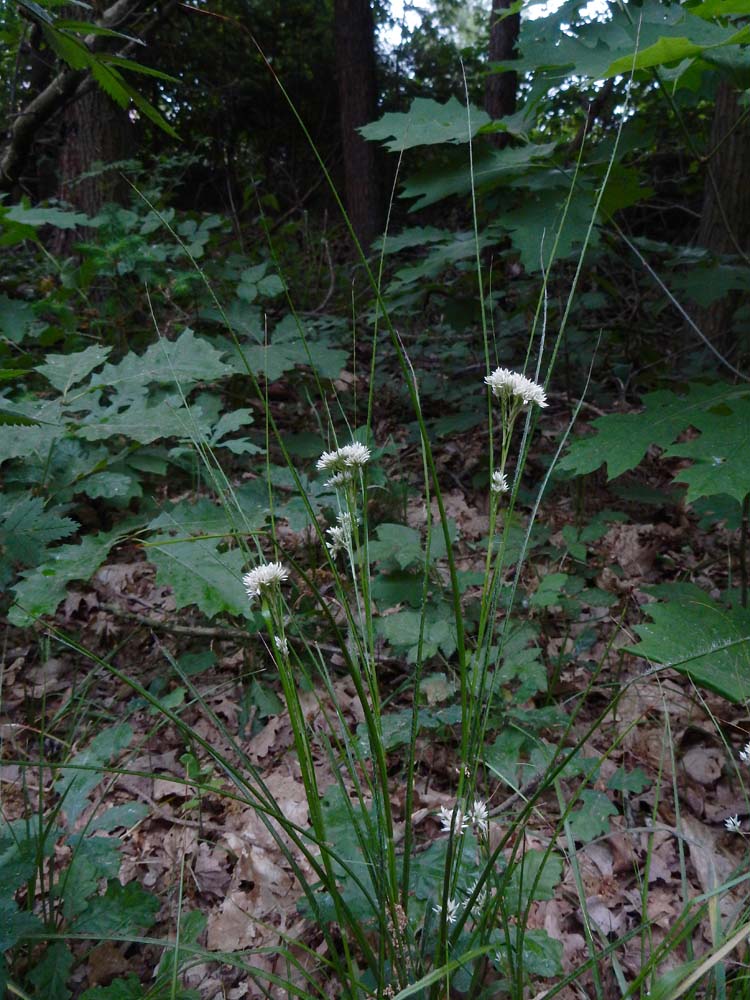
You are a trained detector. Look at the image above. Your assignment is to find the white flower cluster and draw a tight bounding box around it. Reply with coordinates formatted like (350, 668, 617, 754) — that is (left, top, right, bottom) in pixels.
(470, 798, 489, 836)
(438, 804, 468, 835)
(466, 876, 491, 909)
(242, 561, 289, 603)
(726, 814, 743, 834)
(484, 367, 548, 408)
(438, 798, 489, 837)
(326, 511, 354, 557)
(316, 441, 371, 488)
(274, 635, 289, 656)
(490, 470, 509, 495)
(433, 896, 460, 925)
(739, 742, 750, 763)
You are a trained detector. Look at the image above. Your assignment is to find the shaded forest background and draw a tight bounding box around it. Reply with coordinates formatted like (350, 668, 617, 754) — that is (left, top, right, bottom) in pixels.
(2, 0, 749, 366)
(5, 2, 750, 998)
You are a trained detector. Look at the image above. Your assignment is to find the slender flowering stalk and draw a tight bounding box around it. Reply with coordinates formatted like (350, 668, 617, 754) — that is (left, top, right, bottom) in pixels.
(739, 742, 750, 764)
(725, 815, 743, 834)
(326, 511, 354, 557)
(242, 561, 289, 603)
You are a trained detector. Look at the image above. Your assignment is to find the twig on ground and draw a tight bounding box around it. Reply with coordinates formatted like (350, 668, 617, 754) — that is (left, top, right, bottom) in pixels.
(101, 603, 249, 641)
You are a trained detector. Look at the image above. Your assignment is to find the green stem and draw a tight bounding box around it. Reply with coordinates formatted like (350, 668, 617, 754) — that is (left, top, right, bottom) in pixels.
(741, 493, 749, 608)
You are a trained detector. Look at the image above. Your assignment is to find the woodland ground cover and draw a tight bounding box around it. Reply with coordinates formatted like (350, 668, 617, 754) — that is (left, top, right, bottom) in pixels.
(3, 1, 750, 998)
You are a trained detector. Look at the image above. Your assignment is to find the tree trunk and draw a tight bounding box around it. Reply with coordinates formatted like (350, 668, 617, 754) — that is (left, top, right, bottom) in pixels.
(698, 80, 750, 254)
(696, 78, 750, 344)
(333, 0, 381, 250)
(56, 85, 131, 217)
(484, 0, 520, 147)
(51, 1, 136, 253)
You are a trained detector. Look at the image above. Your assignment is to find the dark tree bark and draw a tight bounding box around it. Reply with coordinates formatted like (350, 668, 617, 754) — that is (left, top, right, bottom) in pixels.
(698, 80, 750, 256)
(50, 1, 138, 253)
(56, 82, 132, 216)
(696, 78, 750, 343)
(1, 0, 173, 196)
(484, 0, 520, 147)
(333, 0, 381, 249)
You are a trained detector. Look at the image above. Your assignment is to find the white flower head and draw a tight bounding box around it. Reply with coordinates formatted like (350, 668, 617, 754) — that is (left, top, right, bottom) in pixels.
(341, 441, 371, 466)
(739, 742, 750, 764)
(316, 442, 371, 487)
(433, 896, 460, 924)
(466, 877, 489, 910)
(326, 470, 353, 488)
(469, 798, 489, 837)
(438, 804, 469, 836)
(274, 635, 289, 656)
(243, 561, 289, 603)
(326, 511, 354, 557)
(485, 367, 548, 408)
(490, 470, 509, 495)
(725, 814, 743, 834)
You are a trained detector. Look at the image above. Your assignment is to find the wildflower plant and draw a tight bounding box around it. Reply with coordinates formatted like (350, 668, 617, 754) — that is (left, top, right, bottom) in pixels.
(7, 77, 632, 1000)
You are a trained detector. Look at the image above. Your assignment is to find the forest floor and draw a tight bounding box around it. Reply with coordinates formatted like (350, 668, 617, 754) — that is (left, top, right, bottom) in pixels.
(3, 389, 749, 999)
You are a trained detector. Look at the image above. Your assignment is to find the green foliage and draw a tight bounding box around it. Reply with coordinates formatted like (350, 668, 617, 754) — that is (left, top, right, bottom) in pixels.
(567, 790, 619, 842)
(626, 583, 750, 702)
(608, 766, 651, 794)
(8, 527, 128, 626)
(560, 382, 750, 501)
(0, 201, 97, 248)
(55, 724, 133, 827)
(508, 927, 563, 978)
(80, 975, 146, 1000)
(2, 725, 161, 998)
(360, 96, 490, 151)
(0, 494, 77, 566)
(27, 941, 75, 1000)
(504, 849, 563, 912)
(5, 2, 750, 996)
(148, 534, 254, 621)
(1, 218, 351, 623)
(15, 0, 178, 138)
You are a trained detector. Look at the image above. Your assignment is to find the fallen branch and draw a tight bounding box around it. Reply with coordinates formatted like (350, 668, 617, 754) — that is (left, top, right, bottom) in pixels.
(101, 602, 251, 642)
(1, 0, 174, 190)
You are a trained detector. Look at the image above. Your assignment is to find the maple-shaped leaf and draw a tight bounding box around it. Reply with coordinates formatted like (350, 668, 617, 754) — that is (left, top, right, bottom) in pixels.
(665, 395, 750, 503)
(148, 535, 253, 621)
(77, 396, 193, 444)
(627, 582, 750, 702)
(559, 382, 748, 479)
(9, 526, 128, 626)
(96, 328, 232, 394)
(36, 344, 111, 394)
(567, 790, 619, 843)
(0, 494, 77, 566)
(360, 96, 489, 152)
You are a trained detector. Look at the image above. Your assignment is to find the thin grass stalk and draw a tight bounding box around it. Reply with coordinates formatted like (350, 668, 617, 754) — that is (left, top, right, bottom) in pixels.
(168, 852, 188, 1000)
(23, 927, 348, 999)
(555, 777, 606, 1000)
(243, 40, 471, 734)
(49, 628, 381, 980)
(164, 650, 385, 985)
(400, 373, 435, 921)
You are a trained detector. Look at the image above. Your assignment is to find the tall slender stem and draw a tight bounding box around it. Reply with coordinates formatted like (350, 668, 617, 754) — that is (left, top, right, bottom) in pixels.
(740, 493, 749, 608)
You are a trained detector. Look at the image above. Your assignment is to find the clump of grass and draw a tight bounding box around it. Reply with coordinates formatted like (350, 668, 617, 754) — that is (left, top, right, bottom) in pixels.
(8, 78, 750, 1000)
